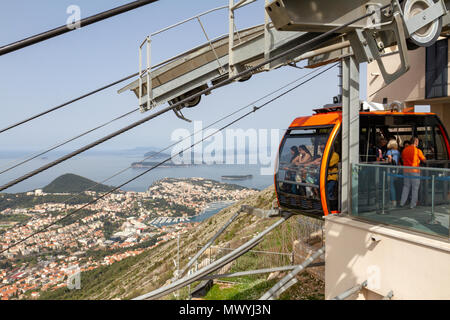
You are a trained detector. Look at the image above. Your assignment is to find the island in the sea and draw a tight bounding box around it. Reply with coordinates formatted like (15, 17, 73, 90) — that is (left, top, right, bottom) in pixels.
(131, 161, 192, 169)
(221, 174, 253, 181)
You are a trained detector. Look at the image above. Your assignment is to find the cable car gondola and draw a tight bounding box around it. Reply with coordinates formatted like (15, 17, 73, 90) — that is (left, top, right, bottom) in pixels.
(274, 102, 450, 219)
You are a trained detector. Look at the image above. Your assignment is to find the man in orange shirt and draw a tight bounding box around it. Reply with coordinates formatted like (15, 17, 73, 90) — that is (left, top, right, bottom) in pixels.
(399, 137, 426, 208)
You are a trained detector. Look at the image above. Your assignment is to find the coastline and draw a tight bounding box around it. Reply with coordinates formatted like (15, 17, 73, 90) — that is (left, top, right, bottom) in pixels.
(149, 200, 236, 227)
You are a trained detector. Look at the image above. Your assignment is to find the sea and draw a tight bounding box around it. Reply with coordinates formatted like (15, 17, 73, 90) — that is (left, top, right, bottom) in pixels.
(150, 201, 236, 227)
(0, 153, 274, 194)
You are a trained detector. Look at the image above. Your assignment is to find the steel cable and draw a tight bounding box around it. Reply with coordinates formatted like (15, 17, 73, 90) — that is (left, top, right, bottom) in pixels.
(0, 63, 336, 255)
(0, 4, 388, 193)
(0, 0, 160, 56)
(0, 73, 139, 135)
(0, 65, 329, 236)
(0, 108, 139, 175)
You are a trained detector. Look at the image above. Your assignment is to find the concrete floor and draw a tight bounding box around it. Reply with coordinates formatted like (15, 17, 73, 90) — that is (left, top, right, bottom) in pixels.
(355, 204, 450, 238)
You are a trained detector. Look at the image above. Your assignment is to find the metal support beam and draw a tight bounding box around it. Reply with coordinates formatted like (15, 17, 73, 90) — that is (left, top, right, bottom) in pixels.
(231, 0, 257, 11)
(229, 0, 237, 78)
(240, 205, 281, 218)
(332, 280, 368, 300)
(259, 246, 325, 300)
(179, 211, 241, 277)
(198, 262, 325, 281)
(382, 290, 394, 300)
(133, 213, 292, 300)
(264, 0, 272, 70)
(341, 56, 360, 214)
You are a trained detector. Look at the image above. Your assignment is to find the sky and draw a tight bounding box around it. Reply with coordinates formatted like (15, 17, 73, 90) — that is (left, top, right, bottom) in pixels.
(0, 0, 367, 152)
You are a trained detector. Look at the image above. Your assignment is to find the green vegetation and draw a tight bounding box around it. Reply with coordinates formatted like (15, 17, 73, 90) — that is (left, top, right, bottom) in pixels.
(0, 193, 94, 211)
(12, 250, 70, 269)
(82, 238, 157, 261)
(204, 279, 278, 300)
(185, 178, 250, 191)
(0, 260, 12, 269)
(103, 220, 121, 239)
(0, 214, 30, 223)
(142, 199, 196, 216)
(43, 173, 112, 193)
(277, 272, 325, 300)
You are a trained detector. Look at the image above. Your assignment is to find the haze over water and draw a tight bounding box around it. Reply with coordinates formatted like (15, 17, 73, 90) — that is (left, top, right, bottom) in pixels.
(0, 153, 274, 194)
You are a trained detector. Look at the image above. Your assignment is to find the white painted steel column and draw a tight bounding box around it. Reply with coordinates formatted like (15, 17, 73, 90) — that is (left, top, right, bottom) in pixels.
(228, 0, 236, 78)
(341, 56, 359, 214)
(264, 0, 271, 70)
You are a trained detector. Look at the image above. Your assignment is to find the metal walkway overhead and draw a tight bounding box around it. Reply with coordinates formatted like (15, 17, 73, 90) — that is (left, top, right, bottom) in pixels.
(117, 3, 339, 114)
(117, 25, 332, 112)
(119, 0, 450, 116)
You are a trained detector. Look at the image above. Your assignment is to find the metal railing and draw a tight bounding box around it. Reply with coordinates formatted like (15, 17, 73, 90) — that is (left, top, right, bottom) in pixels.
(133, 213, 292, 300)
(351, 163, 450, 239)
(137, 0, 259, 112)
(138, 5, 228, 111)
(332, 280, 367, 300)
(260, 246, 325, 300)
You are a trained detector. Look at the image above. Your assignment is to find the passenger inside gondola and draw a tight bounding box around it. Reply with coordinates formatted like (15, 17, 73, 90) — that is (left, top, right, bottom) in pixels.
(327, 134, 341, 211)
(298, 145, 312, 164)
(282, 146, 300, 193)
(310, 142, 326, 199)
(276, 126, 337, 214)
(298, 143, 322, 198)
(375, 136, 388, 161)
(327, 146, 340, 200)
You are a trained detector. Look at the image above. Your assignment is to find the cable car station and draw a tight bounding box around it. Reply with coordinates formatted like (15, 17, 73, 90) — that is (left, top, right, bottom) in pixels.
(1, 0, 450, 300)
(120, 0, 450, 300)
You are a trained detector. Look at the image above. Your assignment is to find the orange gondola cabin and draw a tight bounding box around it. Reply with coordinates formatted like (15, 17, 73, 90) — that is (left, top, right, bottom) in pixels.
(274, 103, 450, 219)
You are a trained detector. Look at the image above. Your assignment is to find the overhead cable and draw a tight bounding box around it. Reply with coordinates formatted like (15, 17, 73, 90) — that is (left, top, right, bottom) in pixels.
(0, 0, 160, 56)
(0, 63, 337, 255)
(0, 65, 328, 235)
(0, 73, 139, 135)
(0, 108, 139, 176)
(0, 2, 387, 192)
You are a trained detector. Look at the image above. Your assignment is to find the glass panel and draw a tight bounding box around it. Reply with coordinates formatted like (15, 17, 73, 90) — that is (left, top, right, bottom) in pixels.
(352, 163, 450, 239)
(276, 128, 332, 214)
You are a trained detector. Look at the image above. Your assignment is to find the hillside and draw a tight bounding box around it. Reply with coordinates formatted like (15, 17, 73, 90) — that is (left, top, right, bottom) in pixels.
(42, 173, 112, 193)
(39, 186, 324, 300)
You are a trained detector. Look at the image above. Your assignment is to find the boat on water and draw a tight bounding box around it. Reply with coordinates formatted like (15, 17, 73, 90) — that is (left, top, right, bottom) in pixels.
(221, 174, 253, 181)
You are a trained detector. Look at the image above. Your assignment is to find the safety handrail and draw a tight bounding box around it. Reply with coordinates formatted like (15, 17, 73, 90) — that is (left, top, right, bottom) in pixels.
(137, 1, 261, 112)
(138, 5, 229, 111)
(352, 163, 450, 239)
(259, 246, 325, 300)
(355, 162, 450, 173)
(277, 179, 319, 189)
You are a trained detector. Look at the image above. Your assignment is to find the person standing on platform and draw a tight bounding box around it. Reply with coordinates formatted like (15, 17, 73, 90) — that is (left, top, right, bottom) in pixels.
(386, 139, 401, 207)
(400, 137, 426, 209)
